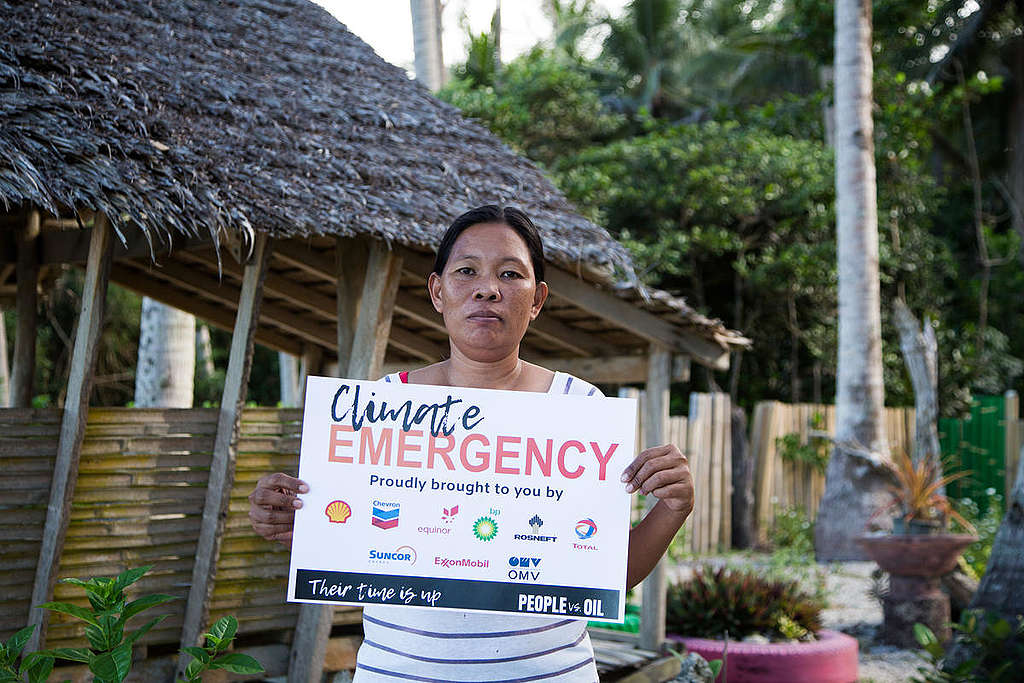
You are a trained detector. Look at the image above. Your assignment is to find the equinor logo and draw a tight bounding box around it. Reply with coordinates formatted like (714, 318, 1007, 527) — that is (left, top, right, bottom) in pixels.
(369, 545, 417, 565)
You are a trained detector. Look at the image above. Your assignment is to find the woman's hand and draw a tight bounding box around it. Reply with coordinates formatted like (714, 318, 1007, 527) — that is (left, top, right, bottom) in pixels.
(248, 473, 308, 547)
(621, 444, 694, 516)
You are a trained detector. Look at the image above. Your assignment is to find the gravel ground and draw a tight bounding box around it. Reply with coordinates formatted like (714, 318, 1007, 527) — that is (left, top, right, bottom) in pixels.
(666, 556, 923, 683)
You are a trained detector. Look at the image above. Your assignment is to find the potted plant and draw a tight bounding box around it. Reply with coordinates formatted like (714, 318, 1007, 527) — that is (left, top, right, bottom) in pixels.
(665, 566, 859, 683)
(857, 451, 978, 646)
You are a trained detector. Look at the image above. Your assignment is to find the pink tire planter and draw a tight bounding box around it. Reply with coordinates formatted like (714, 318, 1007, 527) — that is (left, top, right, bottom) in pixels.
(667, 630, 859, 683)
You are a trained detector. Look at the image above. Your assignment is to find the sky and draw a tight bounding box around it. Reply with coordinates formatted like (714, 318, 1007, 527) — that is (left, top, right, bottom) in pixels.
(315, 1, 628, 73)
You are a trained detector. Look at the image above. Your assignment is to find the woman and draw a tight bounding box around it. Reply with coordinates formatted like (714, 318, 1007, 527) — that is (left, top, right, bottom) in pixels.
(249, 205, 694, 681)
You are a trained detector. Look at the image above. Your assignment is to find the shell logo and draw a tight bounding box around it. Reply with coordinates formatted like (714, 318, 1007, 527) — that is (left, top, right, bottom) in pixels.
(325, 500, 351, 524)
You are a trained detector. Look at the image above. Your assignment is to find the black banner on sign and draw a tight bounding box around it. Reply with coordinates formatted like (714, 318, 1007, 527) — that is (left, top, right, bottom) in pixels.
(294, 569, 621, 621)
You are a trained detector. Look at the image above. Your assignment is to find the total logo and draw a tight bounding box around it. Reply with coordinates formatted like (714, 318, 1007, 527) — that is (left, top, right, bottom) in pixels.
(508, 556, 541, 582)
(575, 518, 597, 539)
(514, 514, 556, 542)
(369, 545, 417, 565)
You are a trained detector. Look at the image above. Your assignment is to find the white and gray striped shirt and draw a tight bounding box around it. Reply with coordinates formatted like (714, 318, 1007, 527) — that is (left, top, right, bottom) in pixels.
(354, 371, 602, 682)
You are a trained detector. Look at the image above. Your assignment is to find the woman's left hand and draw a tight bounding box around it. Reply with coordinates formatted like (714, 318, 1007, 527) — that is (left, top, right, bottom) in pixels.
(621, 444, 694, 515)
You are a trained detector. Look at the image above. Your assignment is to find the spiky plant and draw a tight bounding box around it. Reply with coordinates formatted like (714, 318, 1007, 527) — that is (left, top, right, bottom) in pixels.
(666, 566, 824, 641)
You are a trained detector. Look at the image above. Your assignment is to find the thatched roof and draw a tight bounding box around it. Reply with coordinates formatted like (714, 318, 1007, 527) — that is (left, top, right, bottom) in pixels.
(0, 0, 635, 272)
(0, 0, 749, 361)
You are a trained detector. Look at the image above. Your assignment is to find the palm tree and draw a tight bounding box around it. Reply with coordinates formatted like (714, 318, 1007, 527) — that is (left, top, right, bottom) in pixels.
(134, 298, 195, 407)
(814, 0, 894, 561)
(410, 0, 445, 91)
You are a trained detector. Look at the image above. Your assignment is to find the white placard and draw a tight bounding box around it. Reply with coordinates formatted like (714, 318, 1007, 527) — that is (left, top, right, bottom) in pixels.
(286, 376, 637, 622)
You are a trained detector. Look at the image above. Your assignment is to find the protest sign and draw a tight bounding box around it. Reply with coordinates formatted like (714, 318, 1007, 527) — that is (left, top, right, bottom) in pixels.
(286, 375, 637, 622)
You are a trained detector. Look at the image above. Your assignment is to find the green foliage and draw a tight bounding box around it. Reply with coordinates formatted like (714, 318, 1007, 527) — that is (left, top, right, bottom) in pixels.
(30, 566, 175, 683)
(912, 610, 1024, 682)
(5, 567, 261, 682)
(0, 626, 53, 683)
(775, 415, 829, 472)
(177, 617, 263, 683)
(769, 505, 815, 556)
(952, 493, 1005, 580)
(439, 48, 625, 167)
(666, 565, 824, 641)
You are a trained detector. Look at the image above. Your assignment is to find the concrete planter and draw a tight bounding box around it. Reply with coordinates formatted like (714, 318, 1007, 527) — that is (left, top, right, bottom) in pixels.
(667, 630, 859, 683)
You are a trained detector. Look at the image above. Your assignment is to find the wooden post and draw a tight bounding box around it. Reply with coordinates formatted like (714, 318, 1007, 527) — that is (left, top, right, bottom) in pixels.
(12, 208, 40, 408)
(288, 239, 402, 683)
(26, 213, 112, 651)
(0, 306, 9, 407)
(640, 346, 670, 652)
(347, 240, 403, 380)
(297, 344, 323, 405)
(177, 233, 271, 675)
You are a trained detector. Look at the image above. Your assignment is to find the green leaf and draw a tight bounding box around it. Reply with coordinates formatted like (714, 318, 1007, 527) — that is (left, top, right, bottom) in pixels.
(180, 646, 211, 664)
(34, 647, 92, 663)
(37, 601, 99, 626)
(124, 615, 167, 648)
(913, 623, 937, 647)
(184, 657, 205, 682)
(21, 654, 54, 683)
(989, 618, 1012, 639)
(708, 659, 723, 676)
(206, 616, 237, 650)
(209, 653, 264, 675)
(120, 594, 176, 623)
(5, 625, 35, 659)
(112, 566, 153, 594)
(952, 658, 979, 676)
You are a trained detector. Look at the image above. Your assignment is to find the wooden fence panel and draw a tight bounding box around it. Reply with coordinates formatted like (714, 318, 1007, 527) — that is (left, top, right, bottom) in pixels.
(750, 401, 914, 544)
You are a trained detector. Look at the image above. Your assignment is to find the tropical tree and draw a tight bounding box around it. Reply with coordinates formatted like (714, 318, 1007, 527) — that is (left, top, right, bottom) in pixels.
(814, 0, 894, 560)
(134, 298, 195, 408)
(410, 0, 445, 91)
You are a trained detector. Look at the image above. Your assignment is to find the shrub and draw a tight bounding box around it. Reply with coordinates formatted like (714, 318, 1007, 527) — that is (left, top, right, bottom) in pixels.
(769, 505, 815, 555)
(912, 609, 1024, 682)
(666, 566, 824, 641)
(952, 492, 1004, 580)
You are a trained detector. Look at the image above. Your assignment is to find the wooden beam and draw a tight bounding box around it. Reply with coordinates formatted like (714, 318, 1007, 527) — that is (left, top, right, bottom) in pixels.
(177, 234, 272, 676)
(336, 237, 368, 370)
(274, 239, 337, 282)
(387, 326, 447, 363)
(37, 225, 209, 265)
(180, 250, 337, 320)
(12, 209, 40, 408)
(639, 346, 670, 652)
(517, 354, 690, 384)
(26, 213, 113, 651)
(348, 241, 403, 380)
(135, 260, 336, 350)
(544, 268, 730, 370)
(109, 264, 302, 355)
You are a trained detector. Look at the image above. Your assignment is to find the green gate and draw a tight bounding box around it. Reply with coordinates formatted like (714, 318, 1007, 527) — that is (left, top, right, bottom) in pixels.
(940, 395, 1006, 511)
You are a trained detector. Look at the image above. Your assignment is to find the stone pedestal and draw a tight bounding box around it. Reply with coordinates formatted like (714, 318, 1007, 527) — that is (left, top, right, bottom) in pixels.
(857, 533, 977, 649)
(882, 576, 951, 647)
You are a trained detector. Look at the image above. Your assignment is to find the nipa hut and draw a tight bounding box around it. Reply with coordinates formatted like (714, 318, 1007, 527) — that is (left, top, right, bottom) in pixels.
(0, 1, 750, 680)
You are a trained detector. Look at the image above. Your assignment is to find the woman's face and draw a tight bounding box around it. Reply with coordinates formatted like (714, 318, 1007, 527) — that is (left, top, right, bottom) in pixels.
(428, 222, 548, 363)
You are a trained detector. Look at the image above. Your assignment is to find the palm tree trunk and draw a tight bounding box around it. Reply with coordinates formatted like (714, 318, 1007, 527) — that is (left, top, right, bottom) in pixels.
(134, 297, 195, 407)
(410, 0, 445, 91)
(815, 0, 893, 561)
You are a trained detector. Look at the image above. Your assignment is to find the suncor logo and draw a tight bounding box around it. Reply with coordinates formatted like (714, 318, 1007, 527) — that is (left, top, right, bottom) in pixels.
(369, 545, 416, 565)
(508, 556, 541, 582)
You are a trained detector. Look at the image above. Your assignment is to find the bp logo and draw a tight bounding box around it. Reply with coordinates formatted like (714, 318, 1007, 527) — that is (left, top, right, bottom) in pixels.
(473, 516, 499, 541)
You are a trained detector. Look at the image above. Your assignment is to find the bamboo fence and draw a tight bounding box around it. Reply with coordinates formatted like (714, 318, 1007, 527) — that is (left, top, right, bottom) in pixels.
(0, 407, 361, 654)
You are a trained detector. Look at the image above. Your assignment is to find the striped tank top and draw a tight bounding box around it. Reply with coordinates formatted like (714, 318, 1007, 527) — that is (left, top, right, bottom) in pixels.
(353, 371, 603, 682)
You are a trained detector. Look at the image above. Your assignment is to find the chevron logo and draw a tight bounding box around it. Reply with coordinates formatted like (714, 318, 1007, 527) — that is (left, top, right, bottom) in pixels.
(372, 502, 400, 530)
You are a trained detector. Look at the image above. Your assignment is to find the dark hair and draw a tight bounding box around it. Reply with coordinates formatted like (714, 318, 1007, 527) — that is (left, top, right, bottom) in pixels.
(432, 205, 546, 283)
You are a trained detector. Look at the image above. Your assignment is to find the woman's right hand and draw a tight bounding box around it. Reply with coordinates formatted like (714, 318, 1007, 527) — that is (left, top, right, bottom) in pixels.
(248, 473, 308, 547)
